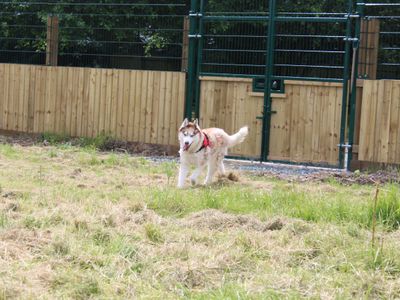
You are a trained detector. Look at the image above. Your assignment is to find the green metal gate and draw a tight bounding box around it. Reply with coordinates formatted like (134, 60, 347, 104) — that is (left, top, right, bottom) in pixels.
(185, 0, 361, 169)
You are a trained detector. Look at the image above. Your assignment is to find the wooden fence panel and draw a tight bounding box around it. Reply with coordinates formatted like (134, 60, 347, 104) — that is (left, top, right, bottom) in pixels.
(199, 77, 343, 164)
(359, 80, 400, 163)
(0, 63, 185, 147)
(269, 81, 342, 165)
(199, 77, 263, 159)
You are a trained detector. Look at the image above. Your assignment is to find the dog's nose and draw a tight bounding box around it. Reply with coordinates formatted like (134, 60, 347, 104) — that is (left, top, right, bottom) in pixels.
(184, 141, 189, 145)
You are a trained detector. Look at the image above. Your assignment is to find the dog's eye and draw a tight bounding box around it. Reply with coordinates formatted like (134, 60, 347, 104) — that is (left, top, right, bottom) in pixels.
(190, 134, 195, 137)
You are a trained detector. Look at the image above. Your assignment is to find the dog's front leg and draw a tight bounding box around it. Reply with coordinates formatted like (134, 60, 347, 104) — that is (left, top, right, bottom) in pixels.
(190, 161, 206, 186)
(204, 159, 217, 185)
(177, 162, 189, 188)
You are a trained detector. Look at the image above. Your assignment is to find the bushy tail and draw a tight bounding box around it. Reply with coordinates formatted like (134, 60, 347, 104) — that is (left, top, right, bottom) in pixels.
(227, 126, 249, 148)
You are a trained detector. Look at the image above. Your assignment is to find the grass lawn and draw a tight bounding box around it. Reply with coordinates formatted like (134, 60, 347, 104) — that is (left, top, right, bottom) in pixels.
(0, 139, 400, 299)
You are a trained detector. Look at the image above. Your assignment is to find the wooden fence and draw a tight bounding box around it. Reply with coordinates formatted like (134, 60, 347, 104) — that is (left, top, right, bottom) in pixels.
(199, 77, 343, 165)
(0, 63, 186, 146)
(358, 80, 400, 163)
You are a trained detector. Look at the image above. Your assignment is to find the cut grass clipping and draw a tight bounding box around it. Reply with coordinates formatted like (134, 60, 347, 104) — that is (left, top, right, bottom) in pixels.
(0, 140, 399, 299)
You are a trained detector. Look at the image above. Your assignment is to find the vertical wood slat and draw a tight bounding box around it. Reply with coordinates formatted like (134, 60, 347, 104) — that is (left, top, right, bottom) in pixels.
(199, 77, 343, 164)
(0, 64, 5, 129)
(359, 80, 400, 163)
(358, 19, 380, 80)
(0, 64, 185, 148)
(46, 16, 59, 67)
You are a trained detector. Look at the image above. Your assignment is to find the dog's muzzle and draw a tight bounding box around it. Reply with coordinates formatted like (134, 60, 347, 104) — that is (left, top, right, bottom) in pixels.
(183, 142, 191, 151)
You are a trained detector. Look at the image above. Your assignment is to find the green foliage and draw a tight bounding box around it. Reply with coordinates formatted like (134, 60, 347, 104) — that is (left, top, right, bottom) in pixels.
(369, 185, 400, 230)
(144, 223, 164, 243)
(0, 213, 8, 228)
(41, 132, 70, 145)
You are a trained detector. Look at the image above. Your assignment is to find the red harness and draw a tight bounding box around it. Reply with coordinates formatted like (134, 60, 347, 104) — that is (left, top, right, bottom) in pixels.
(195, 132, 210, 153)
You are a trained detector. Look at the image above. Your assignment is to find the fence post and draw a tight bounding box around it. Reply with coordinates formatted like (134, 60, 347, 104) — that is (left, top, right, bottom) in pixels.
(46, 15, 59, 66)
(181, 16, 189, 72)
(358, 18, 380, 79)
(184, 0, 200, 119)
(261, 0, 277, 162)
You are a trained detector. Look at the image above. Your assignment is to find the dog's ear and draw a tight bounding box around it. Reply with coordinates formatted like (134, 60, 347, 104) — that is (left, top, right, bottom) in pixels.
(179, 118, 189, 131)
(193, 119, 201, 131)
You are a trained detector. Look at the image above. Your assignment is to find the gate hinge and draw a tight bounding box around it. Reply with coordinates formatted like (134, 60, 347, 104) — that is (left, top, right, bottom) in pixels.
(337, 143, 352, 149)
(347, 14, 360, 18)
(188, 34, 202, 38)
(343, 37, 359, 42)
(256, 111, 277, 119)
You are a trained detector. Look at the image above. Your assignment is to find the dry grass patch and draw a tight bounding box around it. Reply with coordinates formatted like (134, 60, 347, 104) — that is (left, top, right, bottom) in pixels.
(0, 142, 399, 298)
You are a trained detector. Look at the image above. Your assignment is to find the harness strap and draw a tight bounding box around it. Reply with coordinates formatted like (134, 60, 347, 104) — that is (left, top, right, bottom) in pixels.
(195, 132, 210, 153)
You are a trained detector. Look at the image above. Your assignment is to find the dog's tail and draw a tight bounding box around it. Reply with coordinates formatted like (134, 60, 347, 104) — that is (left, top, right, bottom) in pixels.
(227, 126, 249, 148)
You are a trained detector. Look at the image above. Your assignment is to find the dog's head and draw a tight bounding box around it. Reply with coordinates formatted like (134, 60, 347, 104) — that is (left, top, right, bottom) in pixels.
(178, 118, 202, 152)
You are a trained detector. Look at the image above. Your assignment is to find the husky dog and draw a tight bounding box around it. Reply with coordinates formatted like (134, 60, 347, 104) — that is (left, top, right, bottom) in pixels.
(177, 118, 248, 188)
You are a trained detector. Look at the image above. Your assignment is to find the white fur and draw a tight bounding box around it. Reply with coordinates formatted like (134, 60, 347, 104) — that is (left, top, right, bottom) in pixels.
(177, 119, 248, 188)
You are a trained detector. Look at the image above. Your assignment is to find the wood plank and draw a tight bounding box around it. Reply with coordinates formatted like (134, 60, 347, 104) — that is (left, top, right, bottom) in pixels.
(199, 76, 252, 83)
(93, 68, 101, 136)
(359, 80, 378, 161)
(319, 86, 331, 163)
(149, 71, 160, 144)
(388, 81, 399, 163)
(8, 64, 17, 131)
(393, 82, 400, 163)
(162, 72, 173, 145)
(121, 70, 131, 141)
(169, 72, 179, 145)
(373, 81, 386, 162)
(87, 69, 96, 137)
(133, 71, 142, 142)
(302, 86, 314, 162)
(0, 64, 5, 129)
(115, 70, 125, 139)
(16, 65, 26, 132)
(80, 68, 90, 137)
(33, 66, 42, 133)
(127, 71, 137, 141)
(46, 67, 57, 132)
(104, 69, 114, 136)
(22, 65, 31, 132)
(139, 71, 148, 143)
(113, 69, 122, 139)
(289, 85, 301, 161)
(145, 71, 154, 143)
(64, 67, 74, 135)
(100, 69, 108, 135)
(27, 65, 36, 132)
(59, 68, 68, 135)
(176, 72, 186, 141)
(285, 80, 343, 87)
(2, 64, 10, 130)
(248, 92, 287, 98)
(15, 64, 24, 132)
(377, 80, 392, 162)
(53, 67, 63, 133)
(311, 87, 322, 162)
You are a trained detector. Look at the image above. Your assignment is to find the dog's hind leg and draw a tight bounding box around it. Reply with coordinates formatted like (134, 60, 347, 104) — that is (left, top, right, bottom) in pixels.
(218, 161, 225, 176)
(216, 152, 226, 176)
